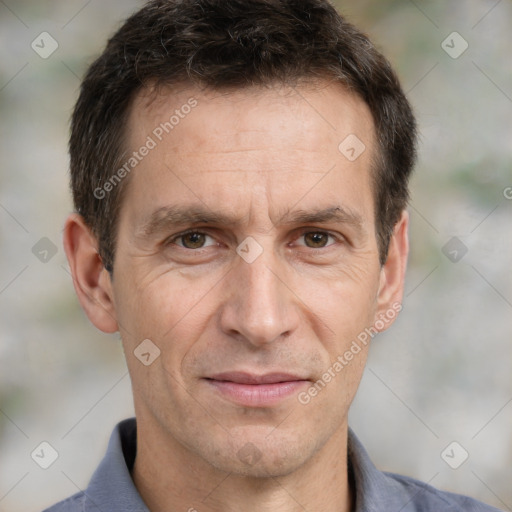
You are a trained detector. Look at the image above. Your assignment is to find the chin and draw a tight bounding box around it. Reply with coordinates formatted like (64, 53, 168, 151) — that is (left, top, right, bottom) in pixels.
(212, 450, 308, 479)
(203, 429, 319, 478)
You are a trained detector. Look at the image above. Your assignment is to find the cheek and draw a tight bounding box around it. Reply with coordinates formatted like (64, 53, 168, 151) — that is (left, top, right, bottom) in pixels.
(294, 270, 377, 417)
(113, 268, 219, 350)
(294, 259, 381, 346)
(114, 272, 219, 407)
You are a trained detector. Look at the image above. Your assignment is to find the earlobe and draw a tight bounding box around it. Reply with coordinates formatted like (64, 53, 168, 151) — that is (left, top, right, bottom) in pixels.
(375, 210, 409, 330)
(63, 213, 119, 333)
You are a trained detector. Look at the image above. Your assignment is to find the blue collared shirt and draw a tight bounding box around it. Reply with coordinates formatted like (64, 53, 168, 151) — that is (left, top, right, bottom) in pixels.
(43, 417, 502, 512)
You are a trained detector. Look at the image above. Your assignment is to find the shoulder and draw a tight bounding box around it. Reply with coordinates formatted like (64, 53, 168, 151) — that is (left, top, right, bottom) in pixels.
(347, 428, 502, 512)
(42, 492, 85, 512)
(384, 471, 504, 512)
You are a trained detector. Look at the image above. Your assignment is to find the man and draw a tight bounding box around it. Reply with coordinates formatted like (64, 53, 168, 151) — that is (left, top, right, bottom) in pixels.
(47, 0, 501, 510)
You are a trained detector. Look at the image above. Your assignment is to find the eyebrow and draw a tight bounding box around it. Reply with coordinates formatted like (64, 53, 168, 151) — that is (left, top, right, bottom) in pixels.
(279, 206, 363, 229)
(136, 204, 365, 239)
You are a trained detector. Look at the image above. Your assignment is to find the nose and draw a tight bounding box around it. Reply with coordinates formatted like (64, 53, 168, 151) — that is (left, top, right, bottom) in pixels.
(219, 244, 300, 348)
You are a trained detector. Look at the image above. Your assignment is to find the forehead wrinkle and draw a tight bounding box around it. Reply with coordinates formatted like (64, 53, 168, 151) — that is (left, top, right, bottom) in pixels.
(175, 168, 329, 177)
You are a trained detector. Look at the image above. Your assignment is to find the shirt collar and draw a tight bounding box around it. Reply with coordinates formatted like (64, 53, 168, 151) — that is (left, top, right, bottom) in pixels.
(84, 418, 149, 512)
(348, 427, 413, 511)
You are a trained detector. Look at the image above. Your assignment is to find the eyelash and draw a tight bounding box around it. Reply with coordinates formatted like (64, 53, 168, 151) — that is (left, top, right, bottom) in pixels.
(166, 228, 342, 250)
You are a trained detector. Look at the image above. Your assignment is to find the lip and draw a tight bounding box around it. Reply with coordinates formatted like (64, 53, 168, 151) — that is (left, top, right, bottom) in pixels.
(207, 372, 307, 384)
(204, 372, 310, 407)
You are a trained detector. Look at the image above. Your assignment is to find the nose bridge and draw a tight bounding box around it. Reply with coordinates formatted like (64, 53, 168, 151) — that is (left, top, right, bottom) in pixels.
(220, 240, 296, 346)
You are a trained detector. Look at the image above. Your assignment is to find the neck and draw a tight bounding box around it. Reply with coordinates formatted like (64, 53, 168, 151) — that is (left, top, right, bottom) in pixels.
(132, 417, 353, 512)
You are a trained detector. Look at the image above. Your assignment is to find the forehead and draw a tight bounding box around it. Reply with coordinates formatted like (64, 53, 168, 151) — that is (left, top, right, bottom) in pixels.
(129, 80, 375, 150)
(121, 80, 377, 228)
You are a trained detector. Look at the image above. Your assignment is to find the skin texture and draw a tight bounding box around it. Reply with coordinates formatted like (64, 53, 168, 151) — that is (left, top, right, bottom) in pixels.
(63, 81, 409, 512)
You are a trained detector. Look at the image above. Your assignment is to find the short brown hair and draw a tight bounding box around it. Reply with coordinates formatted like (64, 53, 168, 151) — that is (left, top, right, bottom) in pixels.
(70, 0, 417, 272)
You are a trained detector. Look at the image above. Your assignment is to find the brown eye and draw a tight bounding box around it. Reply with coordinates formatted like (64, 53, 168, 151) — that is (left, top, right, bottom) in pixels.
(303, 232, 330, 248)
(177, 232, 209, 249)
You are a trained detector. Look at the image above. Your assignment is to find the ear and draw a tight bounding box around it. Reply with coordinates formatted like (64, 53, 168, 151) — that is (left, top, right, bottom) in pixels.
(63, 213, 119, 333)
(375, 210, 409, 330)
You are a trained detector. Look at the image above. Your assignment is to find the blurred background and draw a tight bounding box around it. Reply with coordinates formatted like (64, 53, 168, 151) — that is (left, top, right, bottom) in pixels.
(0, 0, 511, 510)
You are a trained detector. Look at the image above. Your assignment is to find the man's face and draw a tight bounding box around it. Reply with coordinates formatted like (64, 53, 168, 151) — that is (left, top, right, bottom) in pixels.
(107, 82, 402, 476)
